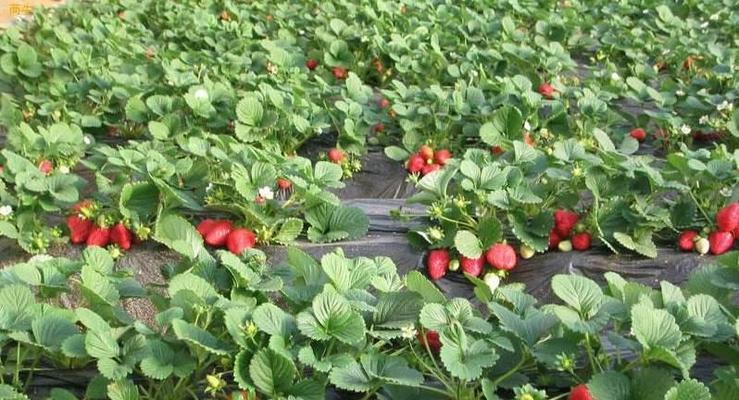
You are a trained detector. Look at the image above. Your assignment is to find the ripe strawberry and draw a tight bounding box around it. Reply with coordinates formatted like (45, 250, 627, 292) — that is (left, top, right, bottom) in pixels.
(372, 123, 385, 133)
(426, 249, 450, 280)
(331, 66, 347, 80)
(418, 145, 434, 161)
(491, 145, 504, 155)
(204, 220, 233, 247)
(433, 149, 452, 166)
(523, 132, 535, 146)
(197, 219, 219, 237)
(538, 82, 555, 99)
(715, 202, 739, 233)
(86, 226, 111, 247)
(277, 178, 292, 190)
(417, 330, 441, 353)
(422, 163, 441, 176)
(327, 148, 345, 163)
(460, 256, 485, 277)
(407, 154, 425, 174)
(378, 98, 390, 109)
(110, 223, 133, 250)
(305, 59, 319, 70)
(678, 230, 698, 252)
(486, 243, 517, 271)
(38, 160, 53, 175)
(709, 231, 734, 255)
(629, 128, 647, 142)
(571, 232, 592, 251)
(227, 228, 257, 255)
(569, 384, 593, 400)
(554, 210, 579, 238)
(683, 55, 695, 70)
(67, 215, 94, 244)
(548, 229, 562, 249)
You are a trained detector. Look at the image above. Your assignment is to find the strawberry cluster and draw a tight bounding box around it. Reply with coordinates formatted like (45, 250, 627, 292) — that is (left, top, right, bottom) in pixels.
(66, 200, 134, 251)
(406, 145, 451, 176)
(425, 242, 517, 291)
(197, 219, 256, 255)
(678, 202, 738, 255)
(549, 210, 592, 252)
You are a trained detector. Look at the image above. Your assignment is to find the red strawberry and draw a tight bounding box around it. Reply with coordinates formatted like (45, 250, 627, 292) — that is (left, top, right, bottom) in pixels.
(204, 220, 233, 247)
(67, 215, 94, 244)
(569, 384, 593, 400)
(378, 98, 390, 109)
(110, 223, 133, 250)
(571, 232, 592, 251)
(197, 219, 219, 237)
(486, 243, 517, 271)
(523, 132, 535, 146)
(406, 154, 425, 174)
(549, 229, 562, 249)
(491, 145, 504, 155)
(538, 82, 555, 99)
(433, 149, 452, 166)
(678, 230, 698, 252)
(418, 145, 434, 161)
(255, 195, 266, 204)
(734, 226, 739, 240)
(709, 231, 734, 255)
(460, 256, 485, 277)
(327, 148, 345, 163)
(305, 59, 318, 70)
(38, 160, 53, 175)
(421, 163, 441, 176)
(554, 210, 579, 238)
(683, 55, 695, 70)
(331, 66, 347, 80)
(417, 330, 441, 353)
(716, 202, 739, 233)
(426, 249, 450, 280)
(629, 128, 647, 142)
(277, 178, 292, 190)
(86, 226, 110, 247)
(372, 123, 385, 133)
(227, 228, 257, 255)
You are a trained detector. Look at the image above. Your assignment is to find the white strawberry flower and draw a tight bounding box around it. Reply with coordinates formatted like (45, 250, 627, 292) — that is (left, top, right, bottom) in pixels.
(83, 135, 92, 145)
(401, 324, 417, 340)
(194, 88, 209, 100)
(524, 121, 531, 131)
(680, 124, 692, 135)
(699, 115, 709, 125)
(700, 21, 709, 29)
(610, 72, 621, 81)
(675, 90, 685, 96)
(58, 165, 70, 174)
(206, 183, 213, 192)
(709, 13, 720, 21)
(258, 186, 274, 200)
(0, 205, 13, 217)
(717, 100, 731, 111)
(267, 62, 278, 75)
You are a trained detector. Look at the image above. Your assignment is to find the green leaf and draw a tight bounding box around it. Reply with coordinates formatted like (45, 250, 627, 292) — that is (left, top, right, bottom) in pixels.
(631, 303, 682, 350)
(664, 379, 711, 400)
(0, 384, 29, 400)
(85, 330, 119, 359)
(305, 205, 368, 243)
(384, 146, 410, 161)
(0, 284, 36, 330)
(125, 97, 148, 123)
(119, 182, 159, 222)
(405, 271, 446, 304)
(480, 106, 522, 145)
(147, 121, 170, 140)
(249, 348, 296, 396)
(551, 275, 603, 317)
(454, 230, 483, 258)
(237, 97, 264, 126)
(253, 303, 296, 337)
(587, 371, 630, 400)
(630, 367, 676, 400)
(171, 319, 230, 355)
(107, 380, 139, 400)
(297, 287, 366, 345)
(154, 214, 205, 259)
(32, 312, 79, 351)
(273, 218, 303, 244)
(440, 329, 498, 380)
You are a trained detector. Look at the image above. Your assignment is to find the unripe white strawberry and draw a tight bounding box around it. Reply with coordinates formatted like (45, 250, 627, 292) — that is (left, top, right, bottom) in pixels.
(519, 244, 535, 259)
(558, 240, 573, 252)
(483, 272, 500, 292)
(448, 259, 460, 272)
(695, 237, 710, 255)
